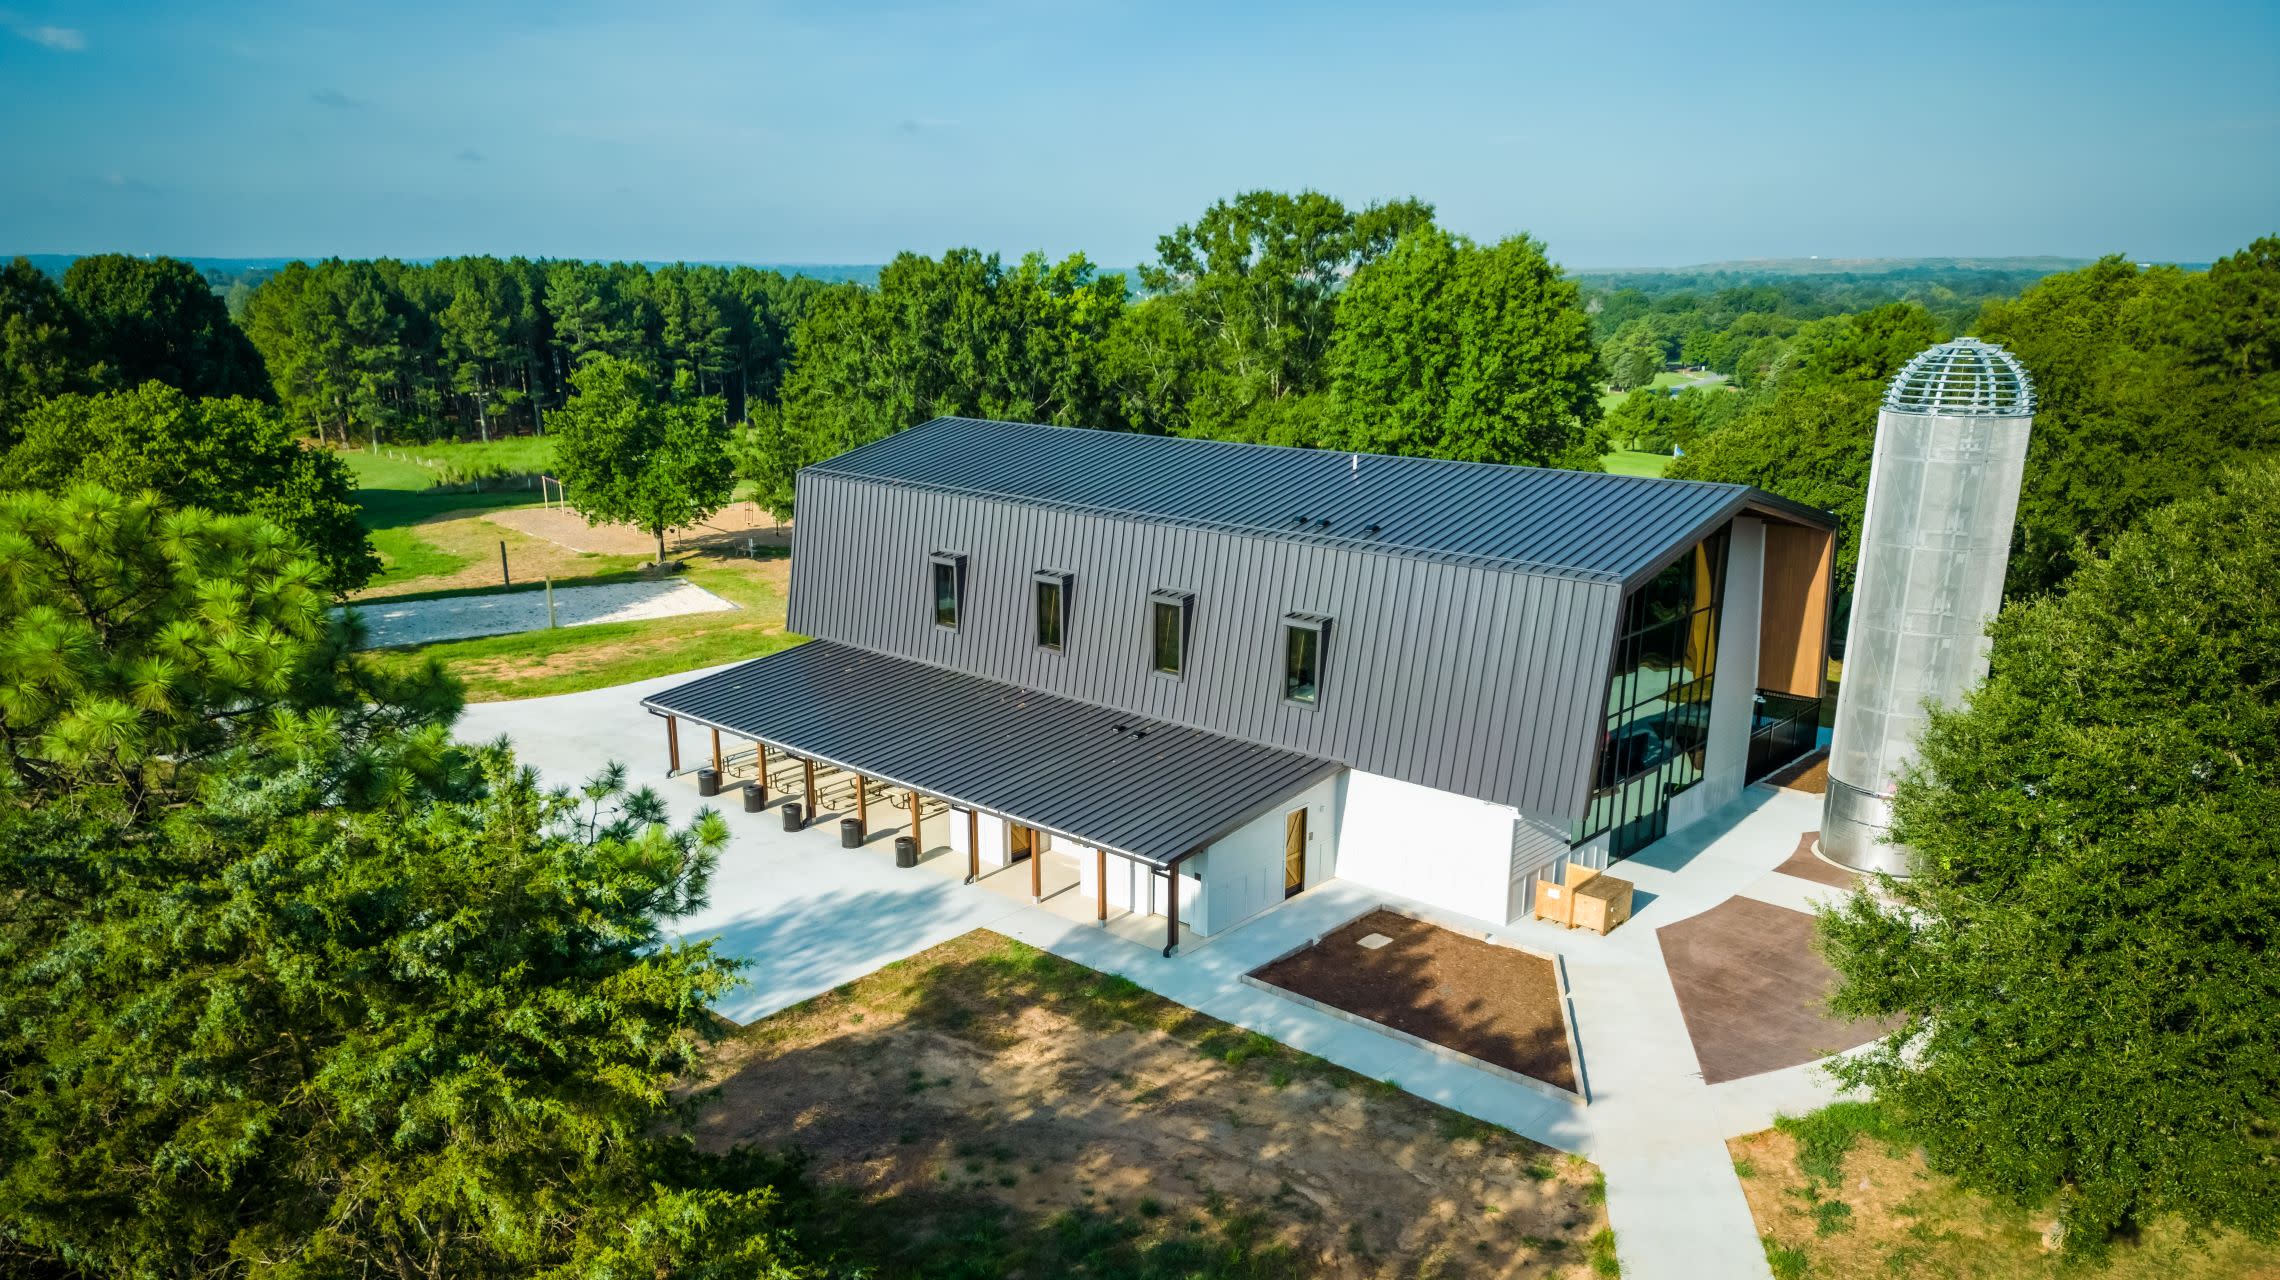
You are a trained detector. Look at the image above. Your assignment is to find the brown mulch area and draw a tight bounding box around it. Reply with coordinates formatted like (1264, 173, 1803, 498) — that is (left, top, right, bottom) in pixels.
(1775, 830, 1860, 890)
(1250, 909, 1574, 1091)
(1657, 896, 1897, 1085)
(1762, 749, 1829, 794)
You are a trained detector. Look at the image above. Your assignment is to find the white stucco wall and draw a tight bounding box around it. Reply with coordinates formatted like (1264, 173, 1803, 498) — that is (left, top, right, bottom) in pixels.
(1332, 769, 1522, 923)
(1185, 773, 1341, 936)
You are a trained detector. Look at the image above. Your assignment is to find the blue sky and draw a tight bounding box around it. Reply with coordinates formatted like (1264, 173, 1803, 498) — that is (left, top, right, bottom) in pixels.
(2, 0, 2273, 268)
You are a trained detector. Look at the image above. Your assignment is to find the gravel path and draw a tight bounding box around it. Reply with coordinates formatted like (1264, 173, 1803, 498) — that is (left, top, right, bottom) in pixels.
(345, 579, 736, 649)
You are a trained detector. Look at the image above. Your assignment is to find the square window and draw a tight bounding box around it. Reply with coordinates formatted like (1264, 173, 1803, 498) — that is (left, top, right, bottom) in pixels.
(1282, 614, 1329, 705)
(1034, 573, 1067, 651)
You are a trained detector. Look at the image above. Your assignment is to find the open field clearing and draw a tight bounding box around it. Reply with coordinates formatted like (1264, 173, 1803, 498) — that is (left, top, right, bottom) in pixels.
(698, 931, 1614, 1279)
(1598, 450, 1673, 478)
(1729, 1106, 2280, 1280)
(360, 556, 797, 701)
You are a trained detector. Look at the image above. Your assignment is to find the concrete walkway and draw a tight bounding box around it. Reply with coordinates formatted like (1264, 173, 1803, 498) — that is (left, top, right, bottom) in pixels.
(461, 667, 1866, 1280)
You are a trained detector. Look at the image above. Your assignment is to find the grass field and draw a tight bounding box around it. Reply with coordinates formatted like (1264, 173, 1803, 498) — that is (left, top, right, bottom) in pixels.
(1597, 369, 1728, 413)
(1600, 449, 1674, 478)
(1731, 1103, 2280, 1280)
(704, 930, 1615, 1279)
(343, 438, 804, 701)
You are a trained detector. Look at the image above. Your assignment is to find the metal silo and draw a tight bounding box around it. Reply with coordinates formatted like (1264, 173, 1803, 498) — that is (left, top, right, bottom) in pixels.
(1820, 338, 2035, 875)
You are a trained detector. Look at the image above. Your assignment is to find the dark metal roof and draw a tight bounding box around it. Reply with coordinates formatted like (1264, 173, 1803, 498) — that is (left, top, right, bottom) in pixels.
(809, 417, 1830, 587)
(641, 640, 1338, 867)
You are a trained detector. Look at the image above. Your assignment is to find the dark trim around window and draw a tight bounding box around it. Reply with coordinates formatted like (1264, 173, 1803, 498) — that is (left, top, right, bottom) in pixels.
(929, 552, 966, 630)
(1148, 589, 1192, 679)
(1282, 612, 1330, 707)
(1032, 570, 1070, 652)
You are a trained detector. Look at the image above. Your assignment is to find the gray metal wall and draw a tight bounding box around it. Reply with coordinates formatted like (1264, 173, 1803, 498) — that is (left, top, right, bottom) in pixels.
(788, 471, 1625, 826)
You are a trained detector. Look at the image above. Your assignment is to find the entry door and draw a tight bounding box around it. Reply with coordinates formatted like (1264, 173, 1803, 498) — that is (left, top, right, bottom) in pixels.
(1283, 808, 1307, 898)
(1008, 823, 1035, 863)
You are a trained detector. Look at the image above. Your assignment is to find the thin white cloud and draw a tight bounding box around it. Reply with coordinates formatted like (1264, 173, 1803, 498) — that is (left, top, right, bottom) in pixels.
(310, 88, 362, 110)
(11, 19, 84, 50)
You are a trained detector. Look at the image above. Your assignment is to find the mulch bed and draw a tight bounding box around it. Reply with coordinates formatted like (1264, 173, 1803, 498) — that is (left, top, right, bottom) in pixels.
(1250, 908, 1574, 1091)
(1761, 750, 1829, 794)
(1774, 830, 1860, 890)
(1657, 896, 1897, 1085)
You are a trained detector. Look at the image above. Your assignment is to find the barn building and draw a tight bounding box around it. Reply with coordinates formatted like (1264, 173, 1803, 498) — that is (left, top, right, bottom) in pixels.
(644, 417, 1834, 953)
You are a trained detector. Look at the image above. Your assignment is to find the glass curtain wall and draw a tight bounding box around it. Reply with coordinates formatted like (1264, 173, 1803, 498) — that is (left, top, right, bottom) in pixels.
(1575, 525, 1730, 858)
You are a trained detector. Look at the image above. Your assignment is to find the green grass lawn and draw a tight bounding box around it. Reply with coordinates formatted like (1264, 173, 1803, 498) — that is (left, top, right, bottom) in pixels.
(342, 446, 552, 592)
(1597, 369, 1733, 413)
(1601, 449, 1674, 478)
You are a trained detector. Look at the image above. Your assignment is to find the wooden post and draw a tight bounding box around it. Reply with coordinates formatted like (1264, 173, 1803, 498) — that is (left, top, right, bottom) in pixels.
(665, 715, 680, 773)
(1162, 866, 1179, 958)
(1096, 848, 1107, 922)
(906, 789, 922, 848)
(499, 540, 510, 586)
(709, 728, 722, 776)
(966, 809, 979, 884)
(803, 759, 817, 820)
(854, 774, 868, 837)
(1029, 829, 1042, 902)
(756, 741, 767, 782)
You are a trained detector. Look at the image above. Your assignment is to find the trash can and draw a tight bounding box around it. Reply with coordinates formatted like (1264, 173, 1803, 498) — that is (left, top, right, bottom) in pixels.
(782, 801, 803, 832)
(894, 836, 918, 868)
(840, 818, 863, 848)
(742, 781, 766, 813)
(696, 767, 720, 797)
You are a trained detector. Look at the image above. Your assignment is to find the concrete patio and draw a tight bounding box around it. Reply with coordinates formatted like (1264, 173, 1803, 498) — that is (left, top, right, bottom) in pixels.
(461, 663, 1874, 1280)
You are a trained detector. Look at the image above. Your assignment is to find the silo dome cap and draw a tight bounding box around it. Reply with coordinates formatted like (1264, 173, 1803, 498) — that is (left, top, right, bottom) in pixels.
(1883, 337, 2036, 417)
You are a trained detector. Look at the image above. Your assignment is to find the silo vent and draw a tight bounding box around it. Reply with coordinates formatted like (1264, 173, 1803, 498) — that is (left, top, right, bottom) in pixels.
(1882, 337, 2036, 416)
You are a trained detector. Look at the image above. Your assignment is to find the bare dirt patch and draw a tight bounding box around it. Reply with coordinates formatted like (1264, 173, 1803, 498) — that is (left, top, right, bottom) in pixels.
(1730, 1119, 2280, 1280)
(1249, 909, 1575, 1093)
(696, 930, 1610, 1279)
(487, 501, 793, 557)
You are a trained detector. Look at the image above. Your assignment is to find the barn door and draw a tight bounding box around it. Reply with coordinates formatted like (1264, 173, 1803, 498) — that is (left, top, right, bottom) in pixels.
(1283, 808, 1307, 899)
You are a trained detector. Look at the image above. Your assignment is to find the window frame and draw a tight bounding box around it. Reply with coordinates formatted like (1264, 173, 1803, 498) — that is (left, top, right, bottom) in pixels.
(1280, 612, 1330, 708)
(1032, 570, 1070, 653)
(928, 552, 966, 631)
(1148, 589, 1192, 680)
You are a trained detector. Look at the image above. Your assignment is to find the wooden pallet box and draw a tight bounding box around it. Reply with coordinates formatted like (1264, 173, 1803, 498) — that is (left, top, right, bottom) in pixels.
(1571, 874, 1634, 936)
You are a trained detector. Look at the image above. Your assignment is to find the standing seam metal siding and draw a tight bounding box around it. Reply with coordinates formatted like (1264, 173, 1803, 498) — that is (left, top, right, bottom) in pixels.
(789, 470, 1625, 826)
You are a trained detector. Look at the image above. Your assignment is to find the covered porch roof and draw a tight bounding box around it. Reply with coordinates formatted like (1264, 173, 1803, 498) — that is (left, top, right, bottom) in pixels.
(642, 641, 1339, 868)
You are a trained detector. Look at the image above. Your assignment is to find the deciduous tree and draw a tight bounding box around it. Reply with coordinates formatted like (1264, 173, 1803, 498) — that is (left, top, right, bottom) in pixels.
(60, 254, 269, 401)
(2, 383, 380, 590)
(550, 357, 735, 562)
(1326, 226, 1603, 466)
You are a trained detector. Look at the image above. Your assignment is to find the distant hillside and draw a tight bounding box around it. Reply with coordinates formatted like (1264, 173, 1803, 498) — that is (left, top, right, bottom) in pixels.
(1575, 255, 2102, 278)
(13, 254, 888, 289)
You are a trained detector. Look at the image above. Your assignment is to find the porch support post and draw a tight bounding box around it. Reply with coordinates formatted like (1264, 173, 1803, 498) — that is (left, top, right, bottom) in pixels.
(854, 774, 868, 837)
(1029, 831, 1041, 902)
(1162, 864, 1179, 958)
(709, 728, 722, 776)
(755, 742, 767, 798)
(665, 715, 680, 773)
(803, 759, 817, 819)
(907, 789, 922, 847)
(965, 809, 979, 884)
(1096, 848, 1107, 922)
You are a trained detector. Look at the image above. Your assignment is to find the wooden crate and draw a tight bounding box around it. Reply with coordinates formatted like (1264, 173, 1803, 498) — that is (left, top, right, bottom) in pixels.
(1532, 878, 1574, 927)
(1570, 875, 1634, 936)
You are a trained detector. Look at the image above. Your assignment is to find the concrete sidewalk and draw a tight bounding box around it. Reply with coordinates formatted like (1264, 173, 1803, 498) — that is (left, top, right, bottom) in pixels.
(462, 668, 1865, 1280)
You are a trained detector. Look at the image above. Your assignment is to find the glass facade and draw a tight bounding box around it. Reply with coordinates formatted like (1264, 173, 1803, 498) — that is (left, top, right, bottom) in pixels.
(1575, 524, 1729, 858)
